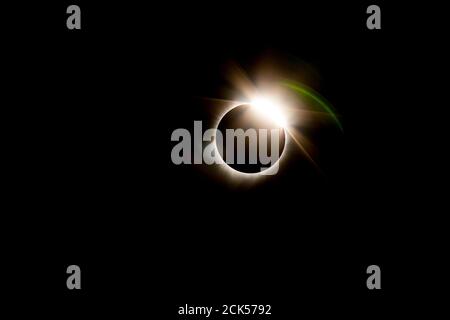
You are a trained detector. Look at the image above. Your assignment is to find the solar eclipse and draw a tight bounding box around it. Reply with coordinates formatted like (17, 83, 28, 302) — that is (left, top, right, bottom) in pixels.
(170, 58, 344, 182)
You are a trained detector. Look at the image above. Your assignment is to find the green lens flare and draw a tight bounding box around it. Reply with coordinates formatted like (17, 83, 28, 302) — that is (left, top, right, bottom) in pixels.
(282, 82, 343, 132)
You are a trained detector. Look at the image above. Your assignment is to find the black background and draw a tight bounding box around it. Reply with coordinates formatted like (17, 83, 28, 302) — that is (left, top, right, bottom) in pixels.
(3, 0, 446, 318)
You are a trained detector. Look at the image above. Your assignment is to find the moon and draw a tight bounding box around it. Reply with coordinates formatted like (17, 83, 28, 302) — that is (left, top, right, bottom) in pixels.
(216, 104, 286, 174)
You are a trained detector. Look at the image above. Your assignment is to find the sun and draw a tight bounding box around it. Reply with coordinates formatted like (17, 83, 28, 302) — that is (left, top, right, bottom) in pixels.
(250, 96, 288, 128)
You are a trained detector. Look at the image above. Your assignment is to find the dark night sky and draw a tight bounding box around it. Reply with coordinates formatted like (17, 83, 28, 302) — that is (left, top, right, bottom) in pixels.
(2, 0, 445, 318)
